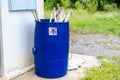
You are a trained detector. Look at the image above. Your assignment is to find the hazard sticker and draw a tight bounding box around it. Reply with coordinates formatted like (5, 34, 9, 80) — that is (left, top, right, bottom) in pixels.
(49, 27, 57, 36)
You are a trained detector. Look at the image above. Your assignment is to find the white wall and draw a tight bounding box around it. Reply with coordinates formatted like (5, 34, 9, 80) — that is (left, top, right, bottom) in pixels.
(0, 0, 44, 77)
(0, 0, 2, 76)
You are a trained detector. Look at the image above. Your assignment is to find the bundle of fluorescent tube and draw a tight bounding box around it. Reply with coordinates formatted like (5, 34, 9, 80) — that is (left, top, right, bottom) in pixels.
(50, 7, 73, 22)
(32, 7, 73, 22)
(32, 10, 40, 21)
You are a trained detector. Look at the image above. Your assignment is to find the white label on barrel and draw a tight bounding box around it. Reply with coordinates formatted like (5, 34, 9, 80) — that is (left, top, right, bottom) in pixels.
(49, 27, 57, 36)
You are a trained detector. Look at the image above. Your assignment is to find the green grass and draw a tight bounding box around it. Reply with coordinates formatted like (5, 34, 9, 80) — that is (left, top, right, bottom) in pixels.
(70, 10, 120, 36)
(44, 9, 120, 36)
(80, 55, 120, 80)
(96, 55, 110, 60)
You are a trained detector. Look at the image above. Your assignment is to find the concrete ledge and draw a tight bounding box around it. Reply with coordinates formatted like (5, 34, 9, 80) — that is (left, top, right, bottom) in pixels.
(0, 65, 34, 80)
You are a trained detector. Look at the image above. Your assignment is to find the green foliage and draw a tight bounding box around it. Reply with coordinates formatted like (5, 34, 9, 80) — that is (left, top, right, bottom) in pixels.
(75, 0, 82, 9)
(44, 0, 120, 11)
(97, 55, 110, 60)
(81, 55, 120, 80)
(61, 0, 71, 8)
(83, 0, 98, 14)
(44, 0, 54, 10)
(104, 3, 118, 11)
(44, 0, 61, 10)
(97, 0, 106, 11)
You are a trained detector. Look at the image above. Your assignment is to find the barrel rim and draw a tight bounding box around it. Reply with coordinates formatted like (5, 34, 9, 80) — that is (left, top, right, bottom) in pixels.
(35, 19, 69, 24)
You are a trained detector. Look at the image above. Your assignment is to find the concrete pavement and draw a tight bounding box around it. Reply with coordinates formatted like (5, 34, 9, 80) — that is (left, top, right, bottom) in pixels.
(11, 53, 100, 80)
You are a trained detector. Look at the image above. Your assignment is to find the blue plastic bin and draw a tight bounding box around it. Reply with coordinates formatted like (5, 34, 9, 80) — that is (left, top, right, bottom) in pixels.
(33, 19, 69, 78)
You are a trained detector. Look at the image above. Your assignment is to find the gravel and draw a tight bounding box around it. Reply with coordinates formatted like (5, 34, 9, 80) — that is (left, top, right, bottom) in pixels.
(70, 32, 120, 56)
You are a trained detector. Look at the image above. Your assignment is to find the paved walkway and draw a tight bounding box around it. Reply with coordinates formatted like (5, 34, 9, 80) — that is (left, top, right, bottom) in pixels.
(11, 53, 100, 80)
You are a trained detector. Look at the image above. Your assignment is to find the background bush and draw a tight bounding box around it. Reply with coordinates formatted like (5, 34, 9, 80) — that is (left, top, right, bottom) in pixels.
(83, 0, 98, 14)
(44, 0, 120, 12)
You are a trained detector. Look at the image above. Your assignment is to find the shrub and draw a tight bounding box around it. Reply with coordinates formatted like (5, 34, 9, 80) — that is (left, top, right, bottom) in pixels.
(75, 0, 83, 9)
(44, 1, 52, 10)
(44, 0, 120, 11)
(104, 3, 117, 11)
(97, 0, 106, 11)
(83, 0, 98, 14)
(60, 0, 71, 8)
(44, 0, 61, 10)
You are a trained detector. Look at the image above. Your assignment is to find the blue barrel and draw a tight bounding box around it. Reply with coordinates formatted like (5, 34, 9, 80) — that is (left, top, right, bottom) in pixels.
(33, 19, 69, 78)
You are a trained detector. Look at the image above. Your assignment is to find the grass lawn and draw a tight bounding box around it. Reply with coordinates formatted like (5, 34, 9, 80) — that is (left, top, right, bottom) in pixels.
(44, 9, 120, 36)
(81, 55, 120, 80)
